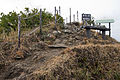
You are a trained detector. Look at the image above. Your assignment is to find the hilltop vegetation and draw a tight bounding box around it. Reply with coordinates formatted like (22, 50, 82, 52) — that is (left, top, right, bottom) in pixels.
(0, 22, 119, 80)
(0, 7, 63, 35)
(0, 7, 120, 80)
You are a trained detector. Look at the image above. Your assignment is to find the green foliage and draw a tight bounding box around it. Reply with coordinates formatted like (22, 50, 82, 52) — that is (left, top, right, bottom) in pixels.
(0, 7, 64, 35)
(0, 11, 18, 35)
(87, 17, 95, 26)
(114, 73, 120, 80)
(87, 20, 95, 25)
(20, 8, 40, 29)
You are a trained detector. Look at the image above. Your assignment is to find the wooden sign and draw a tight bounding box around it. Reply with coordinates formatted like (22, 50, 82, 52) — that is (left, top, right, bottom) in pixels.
(96, 19, 114, 23)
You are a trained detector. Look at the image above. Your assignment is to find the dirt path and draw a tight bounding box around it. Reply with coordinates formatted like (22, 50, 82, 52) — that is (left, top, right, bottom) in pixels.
(0, 46, 65, 79)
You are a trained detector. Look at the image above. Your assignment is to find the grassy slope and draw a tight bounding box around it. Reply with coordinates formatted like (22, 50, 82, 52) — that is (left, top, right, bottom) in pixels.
(0, 23, 120, 80)
(30, 44, 120, 80)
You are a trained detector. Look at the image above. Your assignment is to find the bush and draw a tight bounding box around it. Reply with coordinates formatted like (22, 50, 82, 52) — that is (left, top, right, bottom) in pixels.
(0, 7, 64, 35)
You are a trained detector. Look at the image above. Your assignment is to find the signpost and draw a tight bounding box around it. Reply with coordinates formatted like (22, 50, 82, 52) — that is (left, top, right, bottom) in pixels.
(96, 19, 114, 23)
(96, 19, 114, 37)
(82, 13, 91, 26)
(82, 13, 91, 21)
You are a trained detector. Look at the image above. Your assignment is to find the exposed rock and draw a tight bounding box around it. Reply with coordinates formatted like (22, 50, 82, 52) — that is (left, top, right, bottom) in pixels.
(63, 29, 73, 34)
(48, 44, 68, 48)
(53, 31, 61, 34)
(54, 39, 61, 44)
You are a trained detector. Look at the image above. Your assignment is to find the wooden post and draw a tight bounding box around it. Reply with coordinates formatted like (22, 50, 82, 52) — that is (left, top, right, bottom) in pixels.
(99, 23, 101, 33)
(40, 9, 42, 35)
(70, 8, 71, 24)
(99, 23, 101, 26)
(77, 11, 79, 22)
(59, 6, 61, 16)
(109, 22, 111, 37)
(85, 20, 87, 26)
(58, 6, 61, 25)
(82, 13, 84, 27)
(86, 28, 91, 38)
(73, 14, 75, 22)
(102, 30, 106, 40)
(66, 17, 68, 23)
(18, 16, 21, 48)
(54, 6, 57, 30)
(56, 10, 58, 15)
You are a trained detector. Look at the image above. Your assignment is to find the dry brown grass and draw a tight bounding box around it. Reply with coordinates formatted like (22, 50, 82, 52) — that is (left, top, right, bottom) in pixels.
(28, 44, 120, 80)
(0, 23, 120, 80)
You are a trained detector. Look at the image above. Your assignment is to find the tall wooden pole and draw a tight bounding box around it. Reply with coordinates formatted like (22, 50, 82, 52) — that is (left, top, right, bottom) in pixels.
(59, 6, 61, 16)
(73, 14, 75, 22)
(18, 16, 21, 48)
(58, 6, 61, 25)
(54, 6, 57, 30)
(70, 8, 71, 24)
(77, 11, 79, 22)
(40, 9, 42, 35)
(66, 17, 68, 23)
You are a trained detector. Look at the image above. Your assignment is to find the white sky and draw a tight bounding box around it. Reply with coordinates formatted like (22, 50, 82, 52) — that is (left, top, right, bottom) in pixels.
(0, 0, 120, 41)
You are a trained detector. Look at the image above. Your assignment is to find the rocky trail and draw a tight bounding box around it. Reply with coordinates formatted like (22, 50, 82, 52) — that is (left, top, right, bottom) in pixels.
(0, 48, 64, 80)
(0, 23, 119, 80)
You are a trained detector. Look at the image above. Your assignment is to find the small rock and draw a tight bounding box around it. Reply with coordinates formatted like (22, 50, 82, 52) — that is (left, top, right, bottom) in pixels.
(62, 40, 68, 44)
(53, 31, 58, 34)
(64, 30, 72, 34)
(64, 24, 69, 29)
(75, 36, 81, 40)
(55, 39, 61, 44)
(58, 31, 61, 34)
(53, 31, 61, 34)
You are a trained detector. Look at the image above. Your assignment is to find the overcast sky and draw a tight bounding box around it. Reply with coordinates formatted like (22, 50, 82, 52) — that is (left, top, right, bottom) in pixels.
(0, 0, 120, 41)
